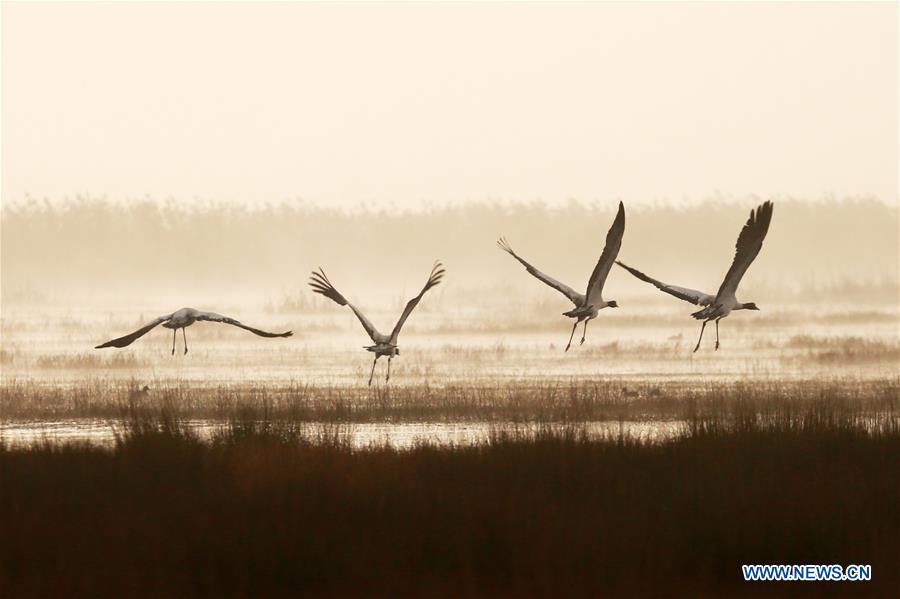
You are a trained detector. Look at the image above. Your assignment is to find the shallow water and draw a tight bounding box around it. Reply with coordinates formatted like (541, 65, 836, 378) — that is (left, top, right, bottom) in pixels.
(0, 419, 687, 449)
(2, 303, 897, 432)
(3, 311, 896, 386)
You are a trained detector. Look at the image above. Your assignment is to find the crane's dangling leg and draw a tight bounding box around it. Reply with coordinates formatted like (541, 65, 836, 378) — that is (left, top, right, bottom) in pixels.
(565, 321, 578, 352)
(368, 356, 378, 387)
(715, 318, 721, 351)
(580, 320, 589, 345)
(172, 329, 177, 356)
(386, 356, 392, 383)
(183, 328, 189, 355)
(693, 320, 709, 353)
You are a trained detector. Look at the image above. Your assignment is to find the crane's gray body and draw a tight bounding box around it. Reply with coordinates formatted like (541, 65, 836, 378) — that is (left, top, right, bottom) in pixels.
(364, 343, 399, 358)
(161, 308, 204, 329)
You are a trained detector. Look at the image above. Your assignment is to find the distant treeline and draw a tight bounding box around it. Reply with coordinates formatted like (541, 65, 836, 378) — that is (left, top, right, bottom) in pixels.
(2, 198, 897, 304)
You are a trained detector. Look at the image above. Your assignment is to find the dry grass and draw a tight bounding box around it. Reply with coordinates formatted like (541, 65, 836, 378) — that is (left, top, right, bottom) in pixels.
(784, 335, 900, 364)
(2, 377, 896, 424)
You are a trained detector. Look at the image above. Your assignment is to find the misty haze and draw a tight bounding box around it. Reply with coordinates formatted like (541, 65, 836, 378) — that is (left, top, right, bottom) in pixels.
(1, 2, 898, 597)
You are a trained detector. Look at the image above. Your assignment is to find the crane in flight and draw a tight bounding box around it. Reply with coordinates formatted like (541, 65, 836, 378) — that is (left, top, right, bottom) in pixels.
(616, 201, 773, 352)
(309, 262, 445, 385)
(95, 308, 292, 354)
(498, 201, 625, 351)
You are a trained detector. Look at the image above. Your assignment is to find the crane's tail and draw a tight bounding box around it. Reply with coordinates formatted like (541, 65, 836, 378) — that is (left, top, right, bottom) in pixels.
(691, 305, 718, 320)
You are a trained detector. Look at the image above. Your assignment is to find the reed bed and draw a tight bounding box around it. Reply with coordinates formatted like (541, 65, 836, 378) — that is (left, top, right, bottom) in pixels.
(1, 407, 897, 597)
(2, 377, 896, 424)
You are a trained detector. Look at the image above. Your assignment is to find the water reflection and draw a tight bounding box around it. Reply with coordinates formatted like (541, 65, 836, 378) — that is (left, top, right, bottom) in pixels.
(0, 419, 687, 450)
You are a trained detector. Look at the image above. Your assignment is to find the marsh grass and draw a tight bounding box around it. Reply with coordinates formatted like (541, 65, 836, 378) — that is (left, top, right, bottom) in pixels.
(2, 377, 896, 424)
(1, 405, 897, 597)
(784, 335, 900, 364)
(35, 352, 143, 370)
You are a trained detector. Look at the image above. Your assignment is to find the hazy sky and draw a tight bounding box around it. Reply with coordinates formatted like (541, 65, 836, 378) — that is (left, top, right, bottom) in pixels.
(2, 2, 897, 208)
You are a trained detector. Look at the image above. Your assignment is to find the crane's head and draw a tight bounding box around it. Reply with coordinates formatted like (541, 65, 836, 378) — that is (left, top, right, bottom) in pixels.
(607, 300, 619, 308)
(742, 302, 760, 311)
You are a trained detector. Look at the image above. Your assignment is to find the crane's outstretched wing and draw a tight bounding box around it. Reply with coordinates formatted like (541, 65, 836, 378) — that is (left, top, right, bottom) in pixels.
(193, 311, 292, 338)
(309, 269, 388, 344)
(497, 237, 584, 306)
(585, 201, 625, 304)
(715, 201, 774, 302)
(389, 261, 445, 344)
(95, 314, 173, 348)
(615, 261, 714, 306)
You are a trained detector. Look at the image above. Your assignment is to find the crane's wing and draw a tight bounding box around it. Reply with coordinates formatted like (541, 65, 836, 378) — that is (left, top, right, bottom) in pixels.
(615, 261, 714, 306)
(390, 261, 445, 344)
(193, 311, 292, 338)
(497, 237, 584, 306)
(715, 201, 774, 302)
(309, 269, 387, 344)
(585, 201, 625, 304)
(95, 313, 173, 348)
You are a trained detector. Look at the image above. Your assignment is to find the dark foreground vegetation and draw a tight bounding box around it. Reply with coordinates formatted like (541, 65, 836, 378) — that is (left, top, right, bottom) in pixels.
(1, 410, 898, 598)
